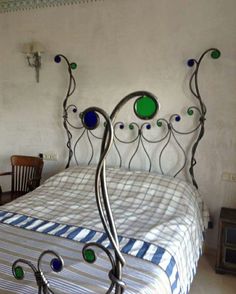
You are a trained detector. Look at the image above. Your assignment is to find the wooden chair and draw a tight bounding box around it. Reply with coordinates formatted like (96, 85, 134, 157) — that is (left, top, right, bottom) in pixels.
(0, 155, 44, 205)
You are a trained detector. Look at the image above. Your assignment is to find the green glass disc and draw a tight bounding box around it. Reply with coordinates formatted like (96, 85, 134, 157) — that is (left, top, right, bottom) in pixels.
(211, 50, 221, 59)
(14, 266, 24, 280)
(70, 62, 77, 70)
(134, 96, 158, 120)
(187, 109, 194, 116)
(129, 124, 134, 130)
(157, 120, 162, 127)
(84, 249, 96, 263)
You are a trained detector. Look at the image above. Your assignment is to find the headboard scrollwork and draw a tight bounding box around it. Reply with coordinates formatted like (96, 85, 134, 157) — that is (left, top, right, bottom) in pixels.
(55, 48, 221, 189)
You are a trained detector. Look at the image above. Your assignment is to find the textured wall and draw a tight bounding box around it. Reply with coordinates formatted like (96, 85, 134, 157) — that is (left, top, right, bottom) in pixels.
(0, 0, 235, 248)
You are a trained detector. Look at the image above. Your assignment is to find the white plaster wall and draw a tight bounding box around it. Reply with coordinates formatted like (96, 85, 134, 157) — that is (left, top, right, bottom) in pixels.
(0, 0, 235, 248)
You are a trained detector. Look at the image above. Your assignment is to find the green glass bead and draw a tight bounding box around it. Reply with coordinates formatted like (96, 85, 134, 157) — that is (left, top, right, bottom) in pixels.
(129, 124, 134, 130)
(84, 249, 96, 263)
(211, 50, 221, 59)
(134, 96, 158, 120)
(70, 62, 77, 70)
(157, 121, 162, 127)
(187, 109, 194, 116)
(14, 266, 24, 280)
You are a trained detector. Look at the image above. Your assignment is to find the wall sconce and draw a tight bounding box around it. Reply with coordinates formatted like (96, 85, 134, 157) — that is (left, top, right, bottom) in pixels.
(22, 42, 45, 83)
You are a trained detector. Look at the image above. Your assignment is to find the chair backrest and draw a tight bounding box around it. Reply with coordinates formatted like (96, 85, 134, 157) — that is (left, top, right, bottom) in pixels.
(11, 155, 44, 193)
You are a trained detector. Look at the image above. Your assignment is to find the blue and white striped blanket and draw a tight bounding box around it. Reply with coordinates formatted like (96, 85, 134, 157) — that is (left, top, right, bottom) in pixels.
(0, 165, 209, 294)
(0, 210, 179, 293)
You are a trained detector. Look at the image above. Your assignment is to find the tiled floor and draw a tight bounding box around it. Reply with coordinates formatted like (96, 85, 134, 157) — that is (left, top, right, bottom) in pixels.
(190, 253, 236, 294)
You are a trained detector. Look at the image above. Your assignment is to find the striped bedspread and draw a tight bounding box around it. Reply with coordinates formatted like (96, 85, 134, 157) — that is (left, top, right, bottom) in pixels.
(0, 165, 209, 294)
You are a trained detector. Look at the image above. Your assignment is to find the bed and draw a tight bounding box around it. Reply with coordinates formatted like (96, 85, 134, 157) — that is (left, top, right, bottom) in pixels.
(0, 48, 221, 294)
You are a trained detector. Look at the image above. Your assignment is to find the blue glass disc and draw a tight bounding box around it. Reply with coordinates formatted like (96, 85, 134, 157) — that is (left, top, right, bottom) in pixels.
(83, 111, 99, 130)
(146, 124, 151, 129)
(187, 59, 194, 67)
(175, 115, 181, 122)
(54, 55, 61, 63)
(51, 258, 63, 272)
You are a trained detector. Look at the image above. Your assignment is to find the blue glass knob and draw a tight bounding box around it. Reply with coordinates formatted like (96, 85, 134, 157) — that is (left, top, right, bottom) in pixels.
(187, 59, 195, 67)
(175, 115, 181, 122)
(54, 55, 61, 63)
(146, 124, 151, 129)
(51, 258, 63, 272)
(119, 124, 124, 129)
(83, 111, 99, 130)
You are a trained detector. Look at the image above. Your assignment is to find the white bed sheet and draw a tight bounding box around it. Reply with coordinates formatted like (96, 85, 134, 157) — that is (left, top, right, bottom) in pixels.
(0, 165, 209, 293)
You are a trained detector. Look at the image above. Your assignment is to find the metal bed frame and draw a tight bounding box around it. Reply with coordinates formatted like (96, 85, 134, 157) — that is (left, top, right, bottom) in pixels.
(11, 48, 220, 293)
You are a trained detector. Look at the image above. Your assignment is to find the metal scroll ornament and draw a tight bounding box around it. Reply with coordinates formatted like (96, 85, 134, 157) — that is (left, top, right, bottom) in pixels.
(80, 92, 159, 294)
(186, 48, 221, 188)
(55, 48, 221, 189)
(12, 250, 64, 294)
(54, 54, 78, 168)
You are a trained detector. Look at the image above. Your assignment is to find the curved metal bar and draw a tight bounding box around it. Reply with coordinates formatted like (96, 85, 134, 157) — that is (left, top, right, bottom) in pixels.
(141, 118, 169, 144)
(98, 91, 159, 294)
(82, 106, 126, 294)
(12, 250, 64, 294)
(159, 130, 171, 175)
(128, 135, 142, 170)
(114, 122, 140, 144)
(82, 242, 126, 294)
(171, 130, 187, 177)
(55, 54, 78, 168)
(140, 136, 152, 172)
(113, 139, 123, 168)
(187, 48, 221, 188)
(73, 128, 86, 166)
(87, 130, 95, 165)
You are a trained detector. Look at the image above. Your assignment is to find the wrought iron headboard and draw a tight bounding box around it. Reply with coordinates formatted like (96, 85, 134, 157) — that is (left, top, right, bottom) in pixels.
(54, 48, 221, 189)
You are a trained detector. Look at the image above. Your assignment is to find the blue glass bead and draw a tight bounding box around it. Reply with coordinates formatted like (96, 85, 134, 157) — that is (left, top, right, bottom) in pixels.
(175, 115, 181, 122)
(51, 258, 63, 272)
(54, 55, 61, 63)
(73, 108, 77, 113)
(187, 59, 194, 67)
(119, 124, 124, 129)
(83, 111, 99, 130)
(146, 124, 151, 129)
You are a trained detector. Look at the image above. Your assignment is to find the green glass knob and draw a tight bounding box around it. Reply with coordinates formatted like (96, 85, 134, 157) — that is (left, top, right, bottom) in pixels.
(134, 95, 159, 120)
(14, 266, 24, 280)
(157, 121, 162, 127)
(211, 50, 221, 59)
(129, 124, 134, 130)
(70, 62, 77, 70)
(187, 109, 194, 116)
(84, 249, 96, 263)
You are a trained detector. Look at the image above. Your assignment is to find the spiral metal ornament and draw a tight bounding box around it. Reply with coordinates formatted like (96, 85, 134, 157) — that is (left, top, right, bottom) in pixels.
(12, 250, 64, 294)
(54, 54, 79, 168)
(186, 48, 221, 188)
(81, 106, 126, 294)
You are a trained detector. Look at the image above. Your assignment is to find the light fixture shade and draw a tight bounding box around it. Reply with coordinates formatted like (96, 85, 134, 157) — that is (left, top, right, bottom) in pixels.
(31, 41, 45, 53)
(22, 42, 45, 54)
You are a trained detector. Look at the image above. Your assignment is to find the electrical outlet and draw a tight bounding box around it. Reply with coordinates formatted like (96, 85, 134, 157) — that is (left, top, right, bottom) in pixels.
(231, 173, 236, 182)
(222, 172, 236, 182)
(39, 153, 57, 161)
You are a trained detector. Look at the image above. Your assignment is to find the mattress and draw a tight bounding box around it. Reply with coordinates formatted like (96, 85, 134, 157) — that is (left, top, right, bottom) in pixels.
(0, 165, 209, 294)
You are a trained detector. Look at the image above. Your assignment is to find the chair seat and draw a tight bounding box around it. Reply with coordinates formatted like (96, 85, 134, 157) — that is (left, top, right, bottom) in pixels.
(0, 191, 26, 205)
